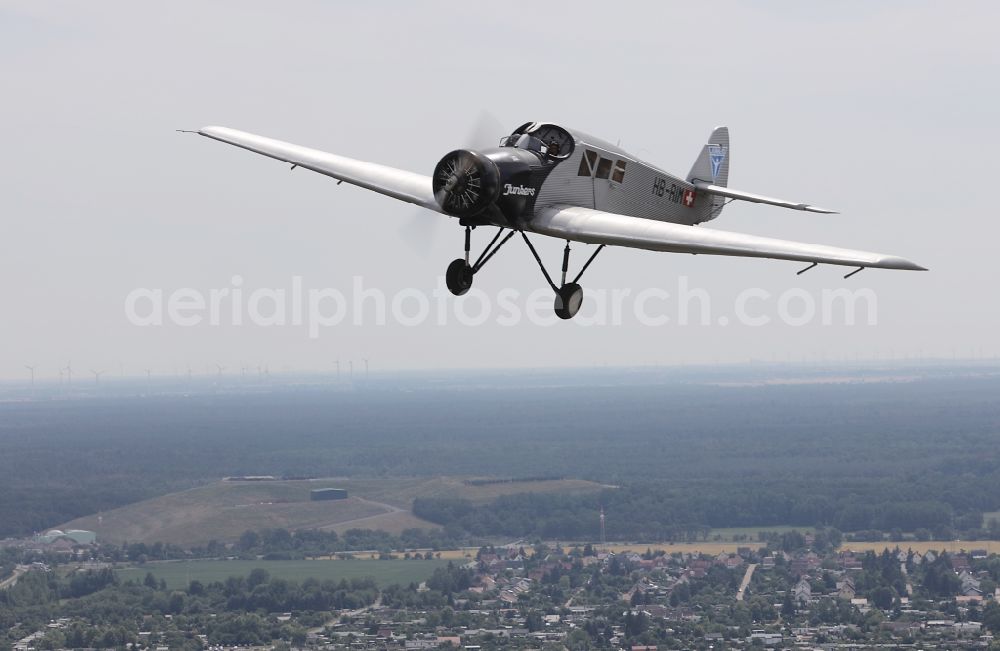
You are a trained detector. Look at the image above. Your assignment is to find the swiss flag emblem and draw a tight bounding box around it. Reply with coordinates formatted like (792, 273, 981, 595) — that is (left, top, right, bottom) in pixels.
(682, 189, 696, 207)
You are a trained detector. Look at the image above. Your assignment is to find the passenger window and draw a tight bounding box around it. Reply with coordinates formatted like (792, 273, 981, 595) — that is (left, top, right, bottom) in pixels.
(578, 149, 598, 177)
(612, 160, 627, 183)
(577, 157, 591, 176)
(595, 157, 613, 179)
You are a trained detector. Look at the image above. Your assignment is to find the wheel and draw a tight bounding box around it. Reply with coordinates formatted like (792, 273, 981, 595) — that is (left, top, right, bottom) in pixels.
(446, 258, 474, 296)
(554, 282, 584, 320)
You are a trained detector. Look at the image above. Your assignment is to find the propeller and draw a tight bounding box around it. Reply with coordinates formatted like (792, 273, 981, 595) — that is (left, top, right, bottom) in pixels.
(397, 111, 506, 257)
(432, 149, 500, 216)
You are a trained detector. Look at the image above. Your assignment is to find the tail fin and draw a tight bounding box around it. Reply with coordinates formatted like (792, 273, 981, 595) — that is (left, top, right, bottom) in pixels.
(687, 126, 730, 221)
(688, 126, 730, 186)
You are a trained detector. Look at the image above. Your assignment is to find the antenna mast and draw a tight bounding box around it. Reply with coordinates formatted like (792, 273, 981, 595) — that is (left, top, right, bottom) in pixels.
(600, 505, 606, 547)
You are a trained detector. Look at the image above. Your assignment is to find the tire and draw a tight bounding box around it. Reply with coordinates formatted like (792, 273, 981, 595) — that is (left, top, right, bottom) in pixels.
(446, 258, 474, 296)
(554, 282, 584, 320)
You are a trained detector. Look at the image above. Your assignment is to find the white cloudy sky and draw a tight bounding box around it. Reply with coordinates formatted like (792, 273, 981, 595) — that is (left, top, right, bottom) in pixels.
(1, 1, 996, 379)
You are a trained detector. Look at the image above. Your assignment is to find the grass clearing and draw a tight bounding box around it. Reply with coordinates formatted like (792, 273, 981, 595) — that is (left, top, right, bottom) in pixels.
(59, 477, 607, 546)
(116, 558, 454, 590)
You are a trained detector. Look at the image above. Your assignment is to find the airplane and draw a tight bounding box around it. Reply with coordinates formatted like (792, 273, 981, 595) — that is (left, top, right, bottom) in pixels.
(189, 121, 925, 319)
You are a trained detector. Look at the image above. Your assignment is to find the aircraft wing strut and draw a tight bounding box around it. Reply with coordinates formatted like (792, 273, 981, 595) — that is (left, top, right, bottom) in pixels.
(531, 205, 926, 271)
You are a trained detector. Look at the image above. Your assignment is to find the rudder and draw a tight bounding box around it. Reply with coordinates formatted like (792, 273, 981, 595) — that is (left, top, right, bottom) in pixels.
(687, 126, 730, 220)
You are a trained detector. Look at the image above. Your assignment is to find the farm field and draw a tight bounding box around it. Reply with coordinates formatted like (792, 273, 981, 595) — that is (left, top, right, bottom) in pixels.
(587, 539, 1000, 557)
(839, 540, 1000, 555)
(116, 558, 454, 590)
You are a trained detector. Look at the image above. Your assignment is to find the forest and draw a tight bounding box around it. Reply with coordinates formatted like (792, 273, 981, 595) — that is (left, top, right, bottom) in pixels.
(2, 368, 999, 540)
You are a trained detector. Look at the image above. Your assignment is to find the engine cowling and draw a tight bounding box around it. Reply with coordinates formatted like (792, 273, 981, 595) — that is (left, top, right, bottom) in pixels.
(432, 149, 501, 217)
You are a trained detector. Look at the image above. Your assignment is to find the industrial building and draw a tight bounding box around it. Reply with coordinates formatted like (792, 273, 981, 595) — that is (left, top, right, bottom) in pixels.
(310, 488, 348, 501)
(37, 529, 96, 545)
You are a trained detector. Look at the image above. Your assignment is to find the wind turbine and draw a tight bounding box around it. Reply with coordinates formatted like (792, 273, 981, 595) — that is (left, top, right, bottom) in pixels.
(335, 360, 340, 380)
(90, 369, 105, 386)
(65, 362, 73, 385)
(363, 358, 369, 379)
(348, 360, 353, 379)
(216, 364, 225, 379)
(24, 365, 35, 388)
(145, 369, 152, 389)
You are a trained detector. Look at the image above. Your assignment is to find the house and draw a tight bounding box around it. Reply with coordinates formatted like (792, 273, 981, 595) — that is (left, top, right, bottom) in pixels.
(951, 554, 971, 571)
(837, 578, 856, 600)
(793, 578, 812, 605)
(747, 631, 782, 645)
(790, 558, 809, 575)
(880, 621, 923, 635)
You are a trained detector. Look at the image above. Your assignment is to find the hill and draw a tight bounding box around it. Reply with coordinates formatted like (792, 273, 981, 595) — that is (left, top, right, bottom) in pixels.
(58, 476, 606, 546)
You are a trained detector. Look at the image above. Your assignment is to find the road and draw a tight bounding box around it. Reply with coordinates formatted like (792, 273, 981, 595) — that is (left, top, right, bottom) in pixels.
(736, 563, 757, 601)
(308, 592, 382, 634)
(317, 497, 405, 532)
(0, 565, 28, 590)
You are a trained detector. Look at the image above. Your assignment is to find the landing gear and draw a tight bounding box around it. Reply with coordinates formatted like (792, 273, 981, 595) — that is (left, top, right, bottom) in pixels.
(442, 225, 605, 321)
(446, 259, 473, 296)
(521, 235, 605, 320)
(445, 225, 516, 296)
(555, 282, 584, 320)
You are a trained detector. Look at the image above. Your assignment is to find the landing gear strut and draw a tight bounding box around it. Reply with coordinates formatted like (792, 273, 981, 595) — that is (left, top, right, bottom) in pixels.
(521, 234, 605, 320)
(445, 226, 515, 296)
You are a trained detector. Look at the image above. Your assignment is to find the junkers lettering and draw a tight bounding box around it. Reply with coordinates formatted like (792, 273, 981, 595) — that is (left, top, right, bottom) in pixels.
(503, 183, 535, 197)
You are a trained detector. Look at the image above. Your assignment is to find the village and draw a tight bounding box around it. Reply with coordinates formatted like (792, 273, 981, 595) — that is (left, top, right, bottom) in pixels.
(7, 531, 1000, 651)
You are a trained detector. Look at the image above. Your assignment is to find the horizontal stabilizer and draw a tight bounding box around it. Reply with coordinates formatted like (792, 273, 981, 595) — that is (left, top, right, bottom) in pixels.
(693, 182, 837, 214)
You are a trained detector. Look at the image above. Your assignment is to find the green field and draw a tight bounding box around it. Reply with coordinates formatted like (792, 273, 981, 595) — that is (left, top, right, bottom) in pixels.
(708, 525, 815, 542)
(117, 559, 454, 590)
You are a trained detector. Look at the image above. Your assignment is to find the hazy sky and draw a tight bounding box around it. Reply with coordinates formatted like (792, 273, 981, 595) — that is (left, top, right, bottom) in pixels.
(1, 1, 997, 379)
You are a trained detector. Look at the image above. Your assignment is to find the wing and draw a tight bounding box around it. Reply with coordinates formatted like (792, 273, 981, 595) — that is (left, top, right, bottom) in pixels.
(693, 182, 837, 214)
(531, 205, 926, 271)
(195, 126, 440, 212)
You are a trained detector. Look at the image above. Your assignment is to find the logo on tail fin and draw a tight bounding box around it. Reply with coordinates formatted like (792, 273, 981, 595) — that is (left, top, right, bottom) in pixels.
(708, 144, 728, 181)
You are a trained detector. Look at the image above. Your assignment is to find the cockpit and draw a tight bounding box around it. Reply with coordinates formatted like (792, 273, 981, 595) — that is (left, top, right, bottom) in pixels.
(500, 122, 575, 161)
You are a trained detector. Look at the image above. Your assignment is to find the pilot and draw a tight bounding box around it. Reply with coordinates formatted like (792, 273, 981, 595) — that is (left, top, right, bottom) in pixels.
(515, 133, 546, 155)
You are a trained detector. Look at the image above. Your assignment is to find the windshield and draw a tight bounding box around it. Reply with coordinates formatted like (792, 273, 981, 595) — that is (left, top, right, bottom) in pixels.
(513, 133, 547, 155)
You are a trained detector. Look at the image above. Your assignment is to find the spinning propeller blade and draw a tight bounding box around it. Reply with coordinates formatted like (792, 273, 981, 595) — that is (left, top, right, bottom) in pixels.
(397, 111, 505, 256)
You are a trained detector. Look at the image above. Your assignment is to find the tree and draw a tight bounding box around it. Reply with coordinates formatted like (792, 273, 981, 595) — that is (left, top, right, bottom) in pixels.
(781, 593, 796, 618)
(870, 586, 894, 610)
(983, 601, 1000, 634)
(565, 628, 591, 650)
(247, 568, 270, 588)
